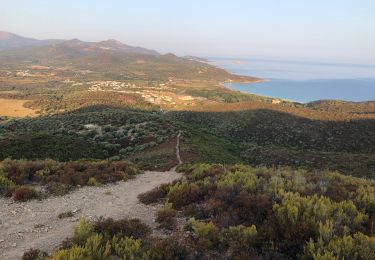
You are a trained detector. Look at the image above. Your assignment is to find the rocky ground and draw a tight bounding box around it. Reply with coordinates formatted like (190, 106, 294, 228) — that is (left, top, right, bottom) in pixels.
(0, 169, 182, 259)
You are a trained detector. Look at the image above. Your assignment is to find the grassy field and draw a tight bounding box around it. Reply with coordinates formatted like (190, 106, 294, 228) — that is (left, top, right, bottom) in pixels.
(0, 98, 38, 117)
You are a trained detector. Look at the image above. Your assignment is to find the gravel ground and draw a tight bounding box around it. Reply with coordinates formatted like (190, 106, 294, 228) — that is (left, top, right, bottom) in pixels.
(0, 169, 182, 259)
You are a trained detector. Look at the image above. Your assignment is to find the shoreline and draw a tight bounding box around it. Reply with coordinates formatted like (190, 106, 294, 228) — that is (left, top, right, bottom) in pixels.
(219, 81, 298, 104)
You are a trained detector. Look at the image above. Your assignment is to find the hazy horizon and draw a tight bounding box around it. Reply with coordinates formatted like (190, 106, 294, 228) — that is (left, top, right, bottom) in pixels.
(1, 0, 375, 64)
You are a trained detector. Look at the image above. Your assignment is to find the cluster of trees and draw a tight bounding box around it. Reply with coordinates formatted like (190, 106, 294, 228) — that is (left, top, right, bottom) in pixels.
(0, 158, 140, 201)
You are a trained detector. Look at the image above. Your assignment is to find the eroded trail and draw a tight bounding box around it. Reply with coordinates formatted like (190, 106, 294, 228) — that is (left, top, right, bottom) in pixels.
(0, 134, 183, 259)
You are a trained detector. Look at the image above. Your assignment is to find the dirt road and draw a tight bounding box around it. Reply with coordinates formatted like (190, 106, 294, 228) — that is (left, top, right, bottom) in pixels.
(0, 134, 183, 259)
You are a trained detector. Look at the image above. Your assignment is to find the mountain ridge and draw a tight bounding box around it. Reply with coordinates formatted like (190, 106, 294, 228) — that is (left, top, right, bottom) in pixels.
(0, 31, 159, 55)
(0, 31, 64, 50)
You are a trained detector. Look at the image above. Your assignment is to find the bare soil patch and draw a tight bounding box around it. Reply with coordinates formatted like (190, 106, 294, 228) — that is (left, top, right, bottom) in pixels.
(0, 98, 38, 117)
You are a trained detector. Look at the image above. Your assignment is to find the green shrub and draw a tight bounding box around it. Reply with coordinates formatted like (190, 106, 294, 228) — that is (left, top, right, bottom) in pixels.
(220, 225, 258, 256)
(73, 218, 94, 245)
(304, 232, 375, 260)
(273, 192, 368, 239)
(82, 234, 111, 260)
(0, 175, 16, 195)
(186, 219, 217, 240)
(110, 235, 149, 259)
(87, 177, 101, 187)
(217, 169, 258, 191)
(190, 163, 213, 181)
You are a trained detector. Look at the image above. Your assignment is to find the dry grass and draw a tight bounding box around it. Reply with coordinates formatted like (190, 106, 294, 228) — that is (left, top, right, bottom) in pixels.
(0, 98, 38, 117)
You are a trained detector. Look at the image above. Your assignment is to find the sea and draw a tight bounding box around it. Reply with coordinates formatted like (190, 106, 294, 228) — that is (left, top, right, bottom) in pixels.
(210, 57, 375, 103)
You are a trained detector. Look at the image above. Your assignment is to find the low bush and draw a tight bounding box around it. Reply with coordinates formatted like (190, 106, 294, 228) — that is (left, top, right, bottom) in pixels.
(22, 248, 47, 260)
(138, 183, 169, 205)
(0, 175, 16, 196)
(0, 159, 141, 199)
(93, 217, 151, 240)
(49, 217, 153, 259)
(45, 182, 71, 196)
(167, 182, 208, 209)
(13, 186, 40, 202)
(156, 203, 177, 230)
(73, 218, 94, 246)
(87, 177, 101, 187)
(148, 236, 190, 260)
(220, 225, 258, 258)
(58, 211, 74, 219)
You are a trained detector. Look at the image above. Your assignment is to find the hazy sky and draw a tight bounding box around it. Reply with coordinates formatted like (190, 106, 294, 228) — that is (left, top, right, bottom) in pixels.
(1, 0, 374, 63)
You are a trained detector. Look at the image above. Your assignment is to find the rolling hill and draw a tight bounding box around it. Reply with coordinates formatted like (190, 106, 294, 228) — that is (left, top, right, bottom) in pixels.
(0, 31, 63, 50)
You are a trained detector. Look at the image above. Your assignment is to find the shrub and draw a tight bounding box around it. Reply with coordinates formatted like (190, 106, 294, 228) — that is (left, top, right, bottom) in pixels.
(186, 219, 217, 240)
(22, 248, 47, 260)
(110, 235, 149, 259)
(217, 169, 258, 191)
(58, 211, 74, 219)
(13, 186, 40, 202)
(220, 225, 258, 256)
(0, 159, 140, 198)
(87, 177, 101, 187)
(156, 203, 177, 230)
(0, 175, 16, 195)
(304, 232, 375, 260)
(93, 217, 151, 240)
(73, 218, 94, 245)
(167, 182, 207, 209)
(138, 183, 169, 205)
(45, 182, 71, 196)
(148, 237, 189, 260)
(272, 192, 368, 256)
(190, 163, 214, 181)
(81, 234, 111, 260)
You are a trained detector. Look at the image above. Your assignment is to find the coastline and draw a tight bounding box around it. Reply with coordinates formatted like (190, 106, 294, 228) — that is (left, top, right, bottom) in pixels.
(218, 80, 298, 104)
(211, 58, 375, 103)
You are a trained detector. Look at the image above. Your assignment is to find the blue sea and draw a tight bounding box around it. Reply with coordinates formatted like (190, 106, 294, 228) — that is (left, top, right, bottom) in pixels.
(210, 58, 375, 103)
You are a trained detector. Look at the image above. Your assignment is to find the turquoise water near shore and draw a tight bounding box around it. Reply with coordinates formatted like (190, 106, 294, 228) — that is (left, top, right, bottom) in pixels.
(210, 58, 375, 103)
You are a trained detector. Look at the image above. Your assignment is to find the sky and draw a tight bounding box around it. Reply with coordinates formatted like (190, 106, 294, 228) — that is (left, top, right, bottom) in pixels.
(1, 0, 375, 64)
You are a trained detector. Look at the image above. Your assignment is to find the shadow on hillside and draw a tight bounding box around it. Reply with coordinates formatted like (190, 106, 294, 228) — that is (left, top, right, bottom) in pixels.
(1, 105, 374, 178)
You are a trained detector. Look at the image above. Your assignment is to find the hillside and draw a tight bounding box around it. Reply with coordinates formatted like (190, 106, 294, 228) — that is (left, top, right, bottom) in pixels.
(0, 32, 374, 260)
(0, 31, 63, 50)
(0, 33, 262, 114)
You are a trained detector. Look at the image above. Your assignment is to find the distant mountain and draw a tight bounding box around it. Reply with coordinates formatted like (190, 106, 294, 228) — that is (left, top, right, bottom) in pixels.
(98, 39, 159, 55)
(0, 31, 158, 55)
(46, 38, 159, 56)
(0, 31, 63, 51)
(0, 31, 257, 84)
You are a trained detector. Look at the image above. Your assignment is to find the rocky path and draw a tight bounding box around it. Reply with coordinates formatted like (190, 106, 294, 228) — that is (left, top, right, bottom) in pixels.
(0, 134, 183, 259)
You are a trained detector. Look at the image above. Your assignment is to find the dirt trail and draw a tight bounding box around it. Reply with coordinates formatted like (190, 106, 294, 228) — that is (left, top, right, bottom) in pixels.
(176, 131, 183, 165)
(0, 134, 183, 259)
